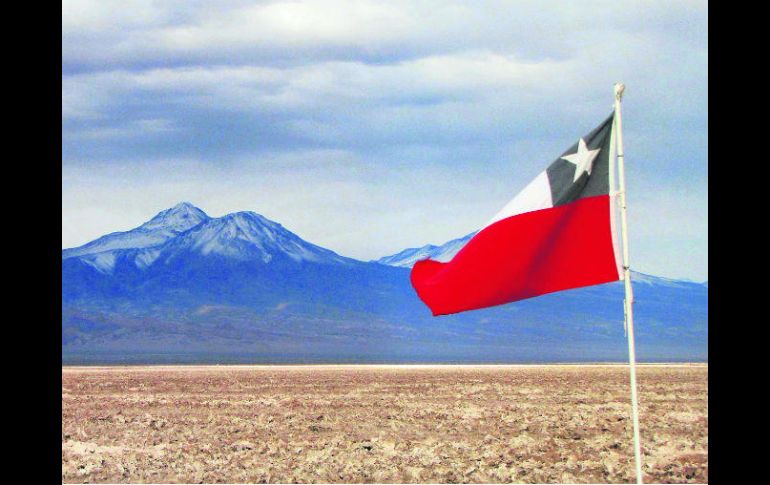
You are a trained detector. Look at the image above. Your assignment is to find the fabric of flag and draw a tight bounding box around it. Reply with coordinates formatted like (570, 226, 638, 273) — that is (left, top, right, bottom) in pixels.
(411, 114, 623, 316)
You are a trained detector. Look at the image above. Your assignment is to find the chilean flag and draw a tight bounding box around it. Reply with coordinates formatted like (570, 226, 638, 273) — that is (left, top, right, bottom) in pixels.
(411, 114, 623, 316)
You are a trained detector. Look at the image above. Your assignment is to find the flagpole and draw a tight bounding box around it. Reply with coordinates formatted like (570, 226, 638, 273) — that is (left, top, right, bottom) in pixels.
(613, 83, 643, 484)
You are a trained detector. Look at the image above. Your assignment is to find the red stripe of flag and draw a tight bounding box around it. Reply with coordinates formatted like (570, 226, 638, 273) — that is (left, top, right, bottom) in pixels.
(411, 194, 620, 316)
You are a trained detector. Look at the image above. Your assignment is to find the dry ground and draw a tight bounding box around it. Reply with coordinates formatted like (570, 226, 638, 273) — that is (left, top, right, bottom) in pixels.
(62, 364, 707, 483)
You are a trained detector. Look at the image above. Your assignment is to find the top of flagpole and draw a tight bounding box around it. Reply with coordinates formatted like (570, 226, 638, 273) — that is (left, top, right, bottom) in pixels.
(614, 83, 625, 102)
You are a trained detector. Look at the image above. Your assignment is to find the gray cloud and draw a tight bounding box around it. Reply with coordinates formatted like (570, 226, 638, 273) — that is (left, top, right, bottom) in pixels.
(62, 0, 708, 281)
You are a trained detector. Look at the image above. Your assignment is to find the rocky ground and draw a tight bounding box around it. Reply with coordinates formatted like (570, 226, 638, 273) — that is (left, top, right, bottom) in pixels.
(62, 364, 707, 483)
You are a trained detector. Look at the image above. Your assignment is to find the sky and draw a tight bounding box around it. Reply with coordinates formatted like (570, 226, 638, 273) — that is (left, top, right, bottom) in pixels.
(62, 0, 708, 281)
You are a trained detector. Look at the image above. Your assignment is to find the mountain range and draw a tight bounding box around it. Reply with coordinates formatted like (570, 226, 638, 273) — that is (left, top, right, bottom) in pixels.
(62, 203, 708, 364)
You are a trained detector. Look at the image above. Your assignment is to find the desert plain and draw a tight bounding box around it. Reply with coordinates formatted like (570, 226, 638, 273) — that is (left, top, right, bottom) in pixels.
(62, 364, 707, 483)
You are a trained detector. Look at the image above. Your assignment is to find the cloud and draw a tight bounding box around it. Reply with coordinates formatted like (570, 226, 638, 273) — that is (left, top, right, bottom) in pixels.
(62, 44, 705, 156)
(63, 1, 707, 72)
(61, 0, 708, 281)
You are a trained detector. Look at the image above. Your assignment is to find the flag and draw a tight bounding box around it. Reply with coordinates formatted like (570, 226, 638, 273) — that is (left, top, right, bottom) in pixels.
(411, 114, 623, 316)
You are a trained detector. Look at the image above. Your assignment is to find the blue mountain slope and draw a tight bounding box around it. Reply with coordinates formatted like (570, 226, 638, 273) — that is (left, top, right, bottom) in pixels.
(62, 203, 707, 364)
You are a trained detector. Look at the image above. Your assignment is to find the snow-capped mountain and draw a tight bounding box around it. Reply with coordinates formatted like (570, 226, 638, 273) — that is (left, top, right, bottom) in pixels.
(148, 211, 353, 266)
(62, 203, 352, 274)
(62, 202, 209, 260)
(376, 232, 476, 267)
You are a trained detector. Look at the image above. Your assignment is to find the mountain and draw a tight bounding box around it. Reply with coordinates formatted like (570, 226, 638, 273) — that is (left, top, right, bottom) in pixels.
(62, 203, 708, 364)
(375, 232, 476, 267)
(63, 205, 352, 275)
(141, 211, 353, 266)
(63, 202, 209, 258)
(62, 202, 210, 273)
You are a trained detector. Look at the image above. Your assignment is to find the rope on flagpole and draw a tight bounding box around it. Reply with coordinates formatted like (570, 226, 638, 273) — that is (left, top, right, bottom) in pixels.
(613, 82, 644, 484)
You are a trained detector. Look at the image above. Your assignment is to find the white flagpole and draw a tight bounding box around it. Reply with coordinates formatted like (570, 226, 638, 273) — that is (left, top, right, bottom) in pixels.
(613, 82, 643, 484)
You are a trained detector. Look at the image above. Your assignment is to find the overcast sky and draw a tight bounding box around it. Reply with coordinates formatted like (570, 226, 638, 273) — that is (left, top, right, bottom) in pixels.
(62, 0, 708, 281)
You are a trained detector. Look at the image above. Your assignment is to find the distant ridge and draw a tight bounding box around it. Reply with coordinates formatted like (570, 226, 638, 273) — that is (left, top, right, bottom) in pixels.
(375, 232, 476, 267)
(62, 202, 708, 364)
(376, 234, 707, 286)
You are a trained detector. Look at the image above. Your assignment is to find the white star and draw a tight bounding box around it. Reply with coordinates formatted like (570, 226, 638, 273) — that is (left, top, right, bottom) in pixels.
(561, 138, 601, 182)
